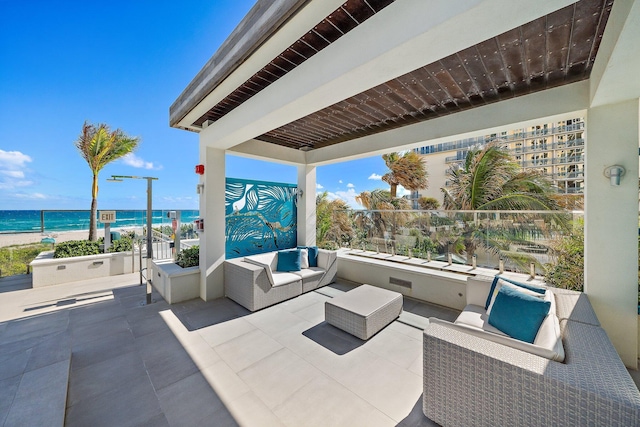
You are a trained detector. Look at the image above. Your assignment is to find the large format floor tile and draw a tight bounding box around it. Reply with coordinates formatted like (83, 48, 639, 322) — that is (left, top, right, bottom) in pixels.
(1, 276, 469, 426)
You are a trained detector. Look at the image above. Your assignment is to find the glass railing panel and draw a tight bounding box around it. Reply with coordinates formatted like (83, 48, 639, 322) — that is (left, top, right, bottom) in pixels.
(341, 209, 583, 277)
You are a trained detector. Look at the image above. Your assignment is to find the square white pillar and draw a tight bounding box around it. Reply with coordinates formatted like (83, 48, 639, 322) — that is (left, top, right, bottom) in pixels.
(297, 165, 317, 246)
(585, 99, 639, 368)
(198, 146, 226, 301)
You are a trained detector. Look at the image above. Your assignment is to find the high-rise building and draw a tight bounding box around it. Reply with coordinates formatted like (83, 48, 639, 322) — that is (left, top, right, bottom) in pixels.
(412, 118, 585, 207)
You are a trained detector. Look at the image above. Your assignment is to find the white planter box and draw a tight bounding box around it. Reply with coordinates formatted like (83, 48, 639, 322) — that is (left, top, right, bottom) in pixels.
(151, 260, 200, 304)
(31, 251, 141, 288)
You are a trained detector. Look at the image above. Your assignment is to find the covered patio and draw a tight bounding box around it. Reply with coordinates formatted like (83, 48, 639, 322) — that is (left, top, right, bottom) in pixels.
(171, 0, 640, 369)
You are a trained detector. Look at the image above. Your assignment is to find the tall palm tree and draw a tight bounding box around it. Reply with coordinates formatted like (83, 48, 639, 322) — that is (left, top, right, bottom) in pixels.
(382, 151, 428, 198)
(354, 189, 410, 241)
(75, 121, 140, 241)
(442, 142, 559, 210)
(316, 192, 353, 248)
(441, 141, 562, 264)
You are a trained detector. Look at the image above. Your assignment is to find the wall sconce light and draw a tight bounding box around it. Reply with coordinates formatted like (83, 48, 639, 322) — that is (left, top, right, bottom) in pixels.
(196, 184, 204, 194)
(604, 165, 625, 186)
(297, 189, 304, 199)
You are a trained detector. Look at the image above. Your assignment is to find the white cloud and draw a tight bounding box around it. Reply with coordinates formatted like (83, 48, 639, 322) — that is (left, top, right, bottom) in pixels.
(122, 153, 161, 170)
(0, 149, 32, 167)
(14, 192, 47, 200)
(338, 180, 343, 184)
(316, 183, 324, 189)
(347, 183, 355, 188)
(368, 173, 382, 180)
(0, 149, 33, 190)
(1, 170, 25, 178)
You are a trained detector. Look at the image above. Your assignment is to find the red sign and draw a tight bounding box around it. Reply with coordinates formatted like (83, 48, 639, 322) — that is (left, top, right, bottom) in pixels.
(195, 164, 204, 175)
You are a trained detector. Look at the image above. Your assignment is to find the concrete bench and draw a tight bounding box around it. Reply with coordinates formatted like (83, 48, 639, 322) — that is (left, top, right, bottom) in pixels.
(325, 284, 403, 340)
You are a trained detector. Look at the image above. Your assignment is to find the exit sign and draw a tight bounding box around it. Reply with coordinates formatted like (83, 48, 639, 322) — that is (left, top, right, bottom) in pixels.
(99, 211, 116, 223)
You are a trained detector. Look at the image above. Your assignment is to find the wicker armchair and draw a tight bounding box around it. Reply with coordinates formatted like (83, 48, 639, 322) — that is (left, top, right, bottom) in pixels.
(423, 286, 640, 426)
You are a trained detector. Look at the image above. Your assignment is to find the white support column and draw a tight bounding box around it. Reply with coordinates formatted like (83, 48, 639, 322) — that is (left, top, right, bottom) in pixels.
(198, 146, 226, 301)
(297, 165, 317, 247)
(585, 99, 639, 368)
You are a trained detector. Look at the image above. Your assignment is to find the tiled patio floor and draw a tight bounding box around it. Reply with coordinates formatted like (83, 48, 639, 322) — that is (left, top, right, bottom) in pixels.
(0, 274, 460, 426)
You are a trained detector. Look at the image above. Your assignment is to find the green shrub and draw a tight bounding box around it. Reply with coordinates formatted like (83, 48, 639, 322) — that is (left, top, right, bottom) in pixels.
(53, 240, 101, 258)
(108, 236, 133, 253)
(0, 244, 49, 276)
(418, 196, 440, 210)
(544, 222, 584, 291)
(176, 245, 199, 268)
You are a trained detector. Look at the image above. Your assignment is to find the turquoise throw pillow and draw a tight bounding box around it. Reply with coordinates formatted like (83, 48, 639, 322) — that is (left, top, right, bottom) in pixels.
(277, 249, 301, 272)
(298, 246, 319, 267)
(484, 276, 546, 309)
(488, 285, 551, 343)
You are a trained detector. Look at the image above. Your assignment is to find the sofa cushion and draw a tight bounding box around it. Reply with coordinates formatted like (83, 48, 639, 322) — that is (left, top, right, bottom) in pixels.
(455, 304, 507, 336)
(430, 317, 565, 362)
(298, 246, 319, 267)
(277, 249, 302, 272)
(487, 280, 546, 316)
(299, 248, 309, 269)
(533, 291, 564, 361)
(292, 267, 324, 279)
(271, 271, 303, 287)
(484, 275, 546, 309)
(466, 275, 495, 306)
(488, 285, 551, 343)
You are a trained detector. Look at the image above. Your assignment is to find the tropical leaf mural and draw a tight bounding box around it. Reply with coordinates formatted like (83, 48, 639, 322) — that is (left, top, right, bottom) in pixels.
(225, 178, 298, 258)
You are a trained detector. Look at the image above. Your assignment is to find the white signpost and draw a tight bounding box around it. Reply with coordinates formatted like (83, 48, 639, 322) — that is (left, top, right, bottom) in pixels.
(99, 210, 116, 252)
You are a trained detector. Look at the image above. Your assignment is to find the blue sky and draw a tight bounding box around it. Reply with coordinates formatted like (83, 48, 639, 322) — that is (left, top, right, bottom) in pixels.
(0, 0, 395, 211)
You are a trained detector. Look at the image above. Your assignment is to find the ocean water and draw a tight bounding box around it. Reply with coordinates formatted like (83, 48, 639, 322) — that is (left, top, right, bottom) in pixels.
(0, 210, 200, 234)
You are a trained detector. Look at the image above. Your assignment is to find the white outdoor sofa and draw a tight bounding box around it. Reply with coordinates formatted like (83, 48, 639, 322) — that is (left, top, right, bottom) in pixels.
(224, 248, 337, 311)
(423, 275, 640, 426)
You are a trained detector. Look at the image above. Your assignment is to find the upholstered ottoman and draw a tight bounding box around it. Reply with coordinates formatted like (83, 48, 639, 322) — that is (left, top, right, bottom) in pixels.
(325, 285, 403, 340)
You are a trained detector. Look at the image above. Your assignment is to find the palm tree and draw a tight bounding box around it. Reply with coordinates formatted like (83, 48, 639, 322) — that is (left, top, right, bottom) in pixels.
(75, 121, 140, 241)
(441, 141, 562, 264)
(316, 192, 353, 248)
(354, 189, 411, 244)
(382, 151, 428, 198)
(442, 141, 559, 211)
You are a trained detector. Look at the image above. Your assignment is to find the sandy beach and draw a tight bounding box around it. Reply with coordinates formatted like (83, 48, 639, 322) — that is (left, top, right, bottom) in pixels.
(0, 229, 123, 248)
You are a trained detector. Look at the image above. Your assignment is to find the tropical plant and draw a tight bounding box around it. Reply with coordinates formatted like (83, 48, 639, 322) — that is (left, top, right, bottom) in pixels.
(53, 240, 101, 258)
(108, 235, 133, 253)
(382, 151, 428, 198)
(316, 192, 353, 248)
(75, 121, 141, 241)
(176, 245, 199, 268)
(441, 142, 563, 264)
(0, 244, 50, 277)
(544, 220, 584, 291)
(418, 196, 440, 210)
(354, 189, 411, 240)
(441, 141, 560, 211)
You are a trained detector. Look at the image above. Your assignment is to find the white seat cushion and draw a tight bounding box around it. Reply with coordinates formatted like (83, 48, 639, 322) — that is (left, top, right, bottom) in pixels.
(271, 271, 302, 287)
(292, 267, 324, 279)
(455, 304, 508, 336)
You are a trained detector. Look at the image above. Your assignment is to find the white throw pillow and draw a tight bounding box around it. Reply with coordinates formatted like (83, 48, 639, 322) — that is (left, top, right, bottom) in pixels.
(299, 248, 309, 269)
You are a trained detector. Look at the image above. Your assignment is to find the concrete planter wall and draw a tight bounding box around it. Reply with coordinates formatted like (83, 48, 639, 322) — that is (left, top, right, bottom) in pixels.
(31, 251, 141, 288)
(337, 250, 467, 310)
(151, 260, 200, 304)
